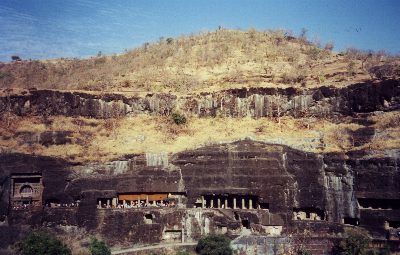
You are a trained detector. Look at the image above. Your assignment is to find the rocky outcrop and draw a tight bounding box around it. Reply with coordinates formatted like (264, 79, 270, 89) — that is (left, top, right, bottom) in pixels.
(0, 79, 399, 254)
(0, 141, 399, 250)
(1, 80, 398, 119)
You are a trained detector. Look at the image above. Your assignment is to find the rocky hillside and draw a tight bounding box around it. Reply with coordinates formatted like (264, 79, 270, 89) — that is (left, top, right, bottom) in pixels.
(0, 29, 399, 162)
(0, 29, 398, 93)
(0, 29, 399, 255)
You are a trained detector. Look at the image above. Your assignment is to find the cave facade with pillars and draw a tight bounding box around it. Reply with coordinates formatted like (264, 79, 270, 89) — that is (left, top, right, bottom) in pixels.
(0, 140, 399, 252)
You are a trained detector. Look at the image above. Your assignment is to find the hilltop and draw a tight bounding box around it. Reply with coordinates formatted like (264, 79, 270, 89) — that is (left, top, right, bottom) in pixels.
(1, 28, 398, 94)
(0, 29, 399, 163)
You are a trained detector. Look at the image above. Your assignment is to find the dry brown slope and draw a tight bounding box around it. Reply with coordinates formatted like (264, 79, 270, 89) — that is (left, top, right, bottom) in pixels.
(1, 28, 395, 93)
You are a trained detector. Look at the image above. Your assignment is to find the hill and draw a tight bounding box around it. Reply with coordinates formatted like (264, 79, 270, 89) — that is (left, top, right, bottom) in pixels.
(0, 28, 399, 162)
(0, 28, 398, 94)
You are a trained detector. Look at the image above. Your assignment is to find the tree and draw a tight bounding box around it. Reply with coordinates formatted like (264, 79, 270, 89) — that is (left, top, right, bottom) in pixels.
(195, 234, 232, 255)
(11, 55, 21, 61)
(89, 237, 111, 255)
(338, 228, 370, 255)
(16, 230, 71, 255)
(299, 28, 308, 43)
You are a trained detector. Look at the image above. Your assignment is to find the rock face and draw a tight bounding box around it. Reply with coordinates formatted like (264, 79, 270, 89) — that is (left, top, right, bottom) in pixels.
(1, 80, 400, 254)
(0, 141, 399, 252)
(1, 79, 399, 118)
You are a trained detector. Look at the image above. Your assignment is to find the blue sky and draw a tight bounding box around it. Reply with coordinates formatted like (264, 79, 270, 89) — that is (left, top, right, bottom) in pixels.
(1, 0, 399, 62)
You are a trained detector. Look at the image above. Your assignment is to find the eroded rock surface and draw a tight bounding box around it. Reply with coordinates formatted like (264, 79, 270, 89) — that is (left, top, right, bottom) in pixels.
(1, 80, 398, 119)
(0, 141, 399, 252)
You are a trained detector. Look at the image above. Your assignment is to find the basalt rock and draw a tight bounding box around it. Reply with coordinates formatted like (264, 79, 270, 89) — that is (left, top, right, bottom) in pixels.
(0, 140, 399, 251)
(0, 80, 398, 119)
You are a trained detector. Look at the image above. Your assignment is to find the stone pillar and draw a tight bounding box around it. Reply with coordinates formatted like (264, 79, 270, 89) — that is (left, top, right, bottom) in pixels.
(217, 198, 221, 208)
(201, 196, 205, 208)
(11, 178, 14, 197)
(249, 199, 253, 209)
(224, 198, 228, 209)
(181, 229, 185, 243)
(210, 199, 214, 208)
(242, 198, 245, 209)
(233, 197, 237, 209)
(146, 195, 149, 206)
(112, 198, 117, 208)
(98, 200, 101, 207)
(137, 197, 140, 207)
(123, 200, 126, 208)
(106, 199, 110, 207)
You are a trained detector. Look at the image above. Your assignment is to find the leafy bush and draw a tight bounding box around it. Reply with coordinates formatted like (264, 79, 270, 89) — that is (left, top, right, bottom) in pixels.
(16, 230, 71, 255)
(195, 234, 232, 255)
(171, 112, 187, 125)
(89, 237, 111, 255)
(338, 228, 370, 255)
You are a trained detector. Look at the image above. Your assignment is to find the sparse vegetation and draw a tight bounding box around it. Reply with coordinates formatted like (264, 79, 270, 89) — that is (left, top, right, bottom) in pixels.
(337, 228, 370, 255)
(0, 111, 399, 162)
(16, 230, 71, 255)
(196, 234, 232, 255)
(1, 28, 394, 92)
(171, 112, 187, 125)
(88, 237, 111, 255)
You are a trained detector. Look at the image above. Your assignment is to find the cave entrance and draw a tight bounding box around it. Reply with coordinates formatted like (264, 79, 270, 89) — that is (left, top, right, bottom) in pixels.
(343, 217, 360, 226)
(358, 198, 400, 210)
(45, 198, 61, 208)
(10, 173, 43, 209)
(144, 213, 154, 224)
(163, 230, 183, 243)
(97, 198, 113, 209)
(388, 221, 400, 229)
(242, 219, 250, 229)
(293, 207, 325, 220)
(199, 194, 259, 209)
(117, 192, 186, 208)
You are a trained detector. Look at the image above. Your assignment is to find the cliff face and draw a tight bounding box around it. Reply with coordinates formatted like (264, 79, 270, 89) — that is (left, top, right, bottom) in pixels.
(0, 80, 399, 254)
(0, 141, 399, 250)
(1, 80, 398, 119)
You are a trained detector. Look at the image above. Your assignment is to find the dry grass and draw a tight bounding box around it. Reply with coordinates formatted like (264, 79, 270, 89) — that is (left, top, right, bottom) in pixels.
(2, 112, 399, 162)
(1, 29, 391, 94)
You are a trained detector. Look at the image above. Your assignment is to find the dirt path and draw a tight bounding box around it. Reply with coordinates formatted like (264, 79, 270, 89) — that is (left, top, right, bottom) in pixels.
(111, 242, 197, 255)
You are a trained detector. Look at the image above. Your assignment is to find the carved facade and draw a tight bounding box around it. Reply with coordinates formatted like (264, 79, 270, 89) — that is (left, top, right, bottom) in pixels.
(10, 174, 43, 209)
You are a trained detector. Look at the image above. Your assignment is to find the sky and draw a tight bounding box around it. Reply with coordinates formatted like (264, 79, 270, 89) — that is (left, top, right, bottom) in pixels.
(1, 0, 400, 62)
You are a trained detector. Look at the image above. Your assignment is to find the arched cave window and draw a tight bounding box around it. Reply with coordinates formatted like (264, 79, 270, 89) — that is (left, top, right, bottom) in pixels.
(20, 185, 33, 194)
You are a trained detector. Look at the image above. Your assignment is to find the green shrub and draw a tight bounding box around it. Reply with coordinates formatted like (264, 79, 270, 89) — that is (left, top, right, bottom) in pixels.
(16, 230, 71, 255)
(171, 112, 187, 125)
(196, 234, 232, 255)
(338, 228, 371, 255)
(89, 237, 111, 255)
(175, 251, 191, 255)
